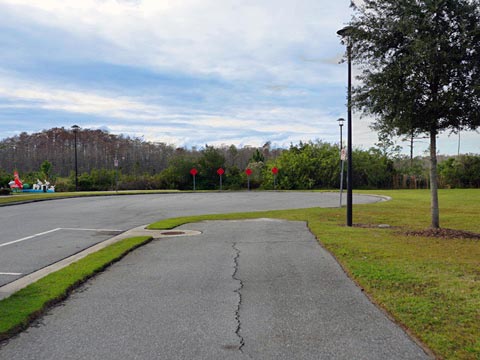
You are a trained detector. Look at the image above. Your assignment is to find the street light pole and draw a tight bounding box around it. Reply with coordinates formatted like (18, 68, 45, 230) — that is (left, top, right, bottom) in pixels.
(72, 125, 80, 192)
(337, 26, 354, 227)
(338, 118, 345, 208)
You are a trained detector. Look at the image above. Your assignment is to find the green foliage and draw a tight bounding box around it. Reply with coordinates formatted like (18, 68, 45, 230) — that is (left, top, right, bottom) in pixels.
(270, 141, 335, 189)
(251, 148, 265, 163)
(350, 0, 480, 136)
(72, 169, 116, 191)
(197, 145, 226, 189)
(0, 169, 11, 188)
(266, 141, 396, 190)
(439, 155, 480, 188)
(158, 154, 198, 190)
(347, 0, 480, 227)
(0, 188, 11, 196)
(224, 166, 242, 190)
(353, 148, 395, 189)
(40, 160, 52, 180)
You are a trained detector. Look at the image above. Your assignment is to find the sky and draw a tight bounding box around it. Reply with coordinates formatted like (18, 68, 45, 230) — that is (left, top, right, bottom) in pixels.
(0, 0, 478, 155)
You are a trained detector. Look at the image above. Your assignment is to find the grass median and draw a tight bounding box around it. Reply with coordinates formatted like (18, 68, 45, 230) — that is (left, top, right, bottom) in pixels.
(0, 189, 181, 206)
(0, 236, 152, 341)
(149, 189, 479, 360)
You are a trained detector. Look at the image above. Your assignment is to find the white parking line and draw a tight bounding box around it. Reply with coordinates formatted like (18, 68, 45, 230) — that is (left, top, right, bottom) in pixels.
(0, 228, 62, 248)
(61, 228, 123, 232)
(0, 272, 22, 276)
(0, 228, 123, 248)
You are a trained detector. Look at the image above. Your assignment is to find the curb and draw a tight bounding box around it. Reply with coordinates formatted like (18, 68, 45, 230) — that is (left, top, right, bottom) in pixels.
(0, 226, 201, 301)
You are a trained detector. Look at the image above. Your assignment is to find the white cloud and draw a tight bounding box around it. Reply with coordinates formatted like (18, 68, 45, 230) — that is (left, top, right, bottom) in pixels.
(0, 73, 341, 145)
(0, 75, 164, 119)
(0, 0, 351, 83)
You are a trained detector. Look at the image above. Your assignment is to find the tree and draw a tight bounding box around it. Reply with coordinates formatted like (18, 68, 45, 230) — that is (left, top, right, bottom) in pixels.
(198, 145, 226, 189)
(347, 0, 480, 228)
(40, 160, 52, 180)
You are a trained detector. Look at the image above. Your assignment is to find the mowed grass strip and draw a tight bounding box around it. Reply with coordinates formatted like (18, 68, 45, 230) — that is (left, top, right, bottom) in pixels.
(149, 189, 480, 360)
(0, 189, 182, 206)
(0, 236, 151, 341)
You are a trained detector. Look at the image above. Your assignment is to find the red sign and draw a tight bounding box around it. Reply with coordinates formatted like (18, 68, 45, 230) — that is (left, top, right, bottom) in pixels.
(245, 168, 252, 176)
(217, 168, 225, 176)
(190, 168, 198, 176)
(271, 167, 278, 175)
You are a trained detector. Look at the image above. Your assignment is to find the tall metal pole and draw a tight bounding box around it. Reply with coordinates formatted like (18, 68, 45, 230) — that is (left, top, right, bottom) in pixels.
(337, 26, 354, 227)
(72, 125, 79, 192)
(346, 42, 353, 226)
(338, 118, 345, 208)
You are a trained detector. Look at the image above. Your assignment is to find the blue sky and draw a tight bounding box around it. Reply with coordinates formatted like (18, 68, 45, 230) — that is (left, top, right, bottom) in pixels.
(0, 0, 478, 155)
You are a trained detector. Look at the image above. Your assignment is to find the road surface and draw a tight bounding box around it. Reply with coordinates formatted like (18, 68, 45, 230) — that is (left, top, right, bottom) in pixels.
(0, 192, 381, 287)
(0, 219, 429, 359)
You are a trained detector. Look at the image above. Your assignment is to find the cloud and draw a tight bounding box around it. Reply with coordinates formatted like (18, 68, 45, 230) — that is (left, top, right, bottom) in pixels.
(1, 0, 474, 155)
(0, 0, 351, 83)
(0, 72, 342, 147)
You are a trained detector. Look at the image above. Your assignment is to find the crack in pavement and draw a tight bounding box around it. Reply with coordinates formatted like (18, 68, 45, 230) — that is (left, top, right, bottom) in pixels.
(232, 242, 247, 355)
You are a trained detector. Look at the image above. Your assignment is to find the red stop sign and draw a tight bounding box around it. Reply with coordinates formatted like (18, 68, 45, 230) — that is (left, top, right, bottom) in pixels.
(271, 167, 278, 175)
(217, 168, 225, 176)
(190, 168, 198, 176)
(245, 168, 252, 176)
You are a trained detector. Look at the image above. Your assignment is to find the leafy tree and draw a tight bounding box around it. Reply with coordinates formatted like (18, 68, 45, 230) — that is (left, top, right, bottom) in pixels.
(0, 169, 11, 188)
(197, 145, 226, 189)
(347, 0, 480, 228)
(251, 148, 265, 163)
(272, 141, 339, 190)
(439, 154, 480, 188)
(40, 160, 52, 180)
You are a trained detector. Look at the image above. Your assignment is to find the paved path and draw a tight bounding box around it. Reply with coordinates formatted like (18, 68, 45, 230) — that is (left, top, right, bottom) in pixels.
(0, 192, 382, 287)
(0, 219, 430, 360)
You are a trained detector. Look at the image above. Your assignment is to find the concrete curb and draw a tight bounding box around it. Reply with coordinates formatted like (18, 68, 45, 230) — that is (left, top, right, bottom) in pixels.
(0, 225, 201, 301)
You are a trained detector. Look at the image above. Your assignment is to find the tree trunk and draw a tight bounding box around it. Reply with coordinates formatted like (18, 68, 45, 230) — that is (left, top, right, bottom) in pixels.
(429, 128, 440, 228)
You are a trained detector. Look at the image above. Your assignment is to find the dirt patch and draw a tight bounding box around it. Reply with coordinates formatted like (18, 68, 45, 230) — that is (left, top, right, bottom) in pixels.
(403, 228, 480, 240)
(351, 224, 479, 240)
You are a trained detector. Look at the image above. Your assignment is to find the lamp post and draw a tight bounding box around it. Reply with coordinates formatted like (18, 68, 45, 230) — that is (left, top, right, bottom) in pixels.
(338, 118, 345, 208)
(72, 125, 80, 192)
(337, 26, 353, 226)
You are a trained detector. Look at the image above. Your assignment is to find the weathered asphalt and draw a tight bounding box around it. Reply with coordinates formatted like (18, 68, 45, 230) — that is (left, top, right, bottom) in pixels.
(0, 219, 430, 360)
(0, 192, 383, 287)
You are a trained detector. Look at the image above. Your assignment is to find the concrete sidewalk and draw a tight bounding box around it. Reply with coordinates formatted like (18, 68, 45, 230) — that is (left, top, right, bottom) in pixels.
(0, 219, 431, 359)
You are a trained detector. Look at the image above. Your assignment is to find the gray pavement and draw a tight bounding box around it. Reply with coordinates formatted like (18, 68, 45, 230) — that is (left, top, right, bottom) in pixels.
(0, 192, 383, 287)
(0, 219, 430, 360)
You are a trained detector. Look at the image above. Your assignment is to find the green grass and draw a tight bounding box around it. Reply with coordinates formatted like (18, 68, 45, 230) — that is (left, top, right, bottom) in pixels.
(149, 189, 480, 360)
(0, 236, 151, 340)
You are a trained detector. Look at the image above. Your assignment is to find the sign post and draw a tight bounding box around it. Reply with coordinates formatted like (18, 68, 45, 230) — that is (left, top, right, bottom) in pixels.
(190, 168, 198, 191)
(271, 167, 278, 190)
(217, 168, 224, 190)
(245, 168, 252, 190)
(114, 158, 119, 192)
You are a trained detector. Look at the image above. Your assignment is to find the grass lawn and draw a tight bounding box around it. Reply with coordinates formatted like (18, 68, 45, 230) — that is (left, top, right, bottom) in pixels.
(149, 189, 480, 360)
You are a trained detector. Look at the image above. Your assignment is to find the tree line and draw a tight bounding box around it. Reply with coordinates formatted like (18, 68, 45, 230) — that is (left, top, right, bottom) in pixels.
(0, 127, 478, 192)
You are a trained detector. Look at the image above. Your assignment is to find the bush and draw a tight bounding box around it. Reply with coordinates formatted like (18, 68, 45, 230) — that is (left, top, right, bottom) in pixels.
(0, 188, 12, 196)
